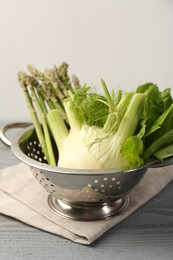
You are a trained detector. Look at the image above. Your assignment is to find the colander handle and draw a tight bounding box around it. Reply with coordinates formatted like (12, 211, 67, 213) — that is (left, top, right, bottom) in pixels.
(0, 122, 32, 147)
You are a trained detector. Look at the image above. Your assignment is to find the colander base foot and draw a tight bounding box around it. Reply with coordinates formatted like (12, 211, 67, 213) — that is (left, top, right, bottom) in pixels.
(47, 195, 129, 221)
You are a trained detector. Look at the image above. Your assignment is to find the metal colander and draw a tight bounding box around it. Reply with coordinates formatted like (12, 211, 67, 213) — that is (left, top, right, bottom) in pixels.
(1, 123, 172, 221)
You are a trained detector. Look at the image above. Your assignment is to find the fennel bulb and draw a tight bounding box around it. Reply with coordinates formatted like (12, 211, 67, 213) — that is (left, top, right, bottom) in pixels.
(47, 82, 146, 170)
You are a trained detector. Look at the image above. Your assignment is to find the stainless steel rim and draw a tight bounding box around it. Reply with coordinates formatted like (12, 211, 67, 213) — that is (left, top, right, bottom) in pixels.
(11, 125, 158, 175)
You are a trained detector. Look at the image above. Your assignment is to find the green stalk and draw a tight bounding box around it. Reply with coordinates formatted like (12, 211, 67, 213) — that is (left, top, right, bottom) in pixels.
(51, 81, 66, 100)
(23, 89, 49, 162)
(42, 82, 66, 118)
(35, 68, 68, 120)
(117, 93, 146, 139)
(18, 72, 49, 162)
(103, 92, 133, 133)
(101, 79, 115, 112)
(37, 89, 48, 117)
(29, 86, 56, 166)
(116, 92, 133, 115)
(64, 99, 81, 131)
(37, 81, 67, 122)
(47, 109, 69, 153)
(35, 83, 55, 110)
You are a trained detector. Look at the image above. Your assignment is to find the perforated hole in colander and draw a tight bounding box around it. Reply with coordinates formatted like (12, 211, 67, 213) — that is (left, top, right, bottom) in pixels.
(87, 176, 122, 195)
(27, 140, 47, 163)
(31, 167, 57, 194)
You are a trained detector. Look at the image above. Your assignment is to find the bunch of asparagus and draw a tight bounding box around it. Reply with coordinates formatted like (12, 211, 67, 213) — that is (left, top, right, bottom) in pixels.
(18, 62, 81, 166)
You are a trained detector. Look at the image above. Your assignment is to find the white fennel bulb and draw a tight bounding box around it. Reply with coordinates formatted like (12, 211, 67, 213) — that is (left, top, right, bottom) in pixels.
(47, 82, 146, 170)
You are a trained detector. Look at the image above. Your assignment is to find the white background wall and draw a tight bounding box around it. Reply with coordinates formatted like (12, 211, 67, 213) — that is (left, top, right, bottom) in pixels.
(0, 0, 173, 121)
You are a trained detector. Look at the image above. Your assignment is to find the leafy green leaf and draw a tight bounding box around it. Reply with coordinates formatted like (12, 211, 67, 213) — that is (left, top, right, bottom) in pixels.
(143, 129, 173, 159)
(161, 88, 173, 109)
(137, 83, 164, 138)
(121, 136, 144, 168)
(145, 104, 173, 137)
(153, 143, 173, 161)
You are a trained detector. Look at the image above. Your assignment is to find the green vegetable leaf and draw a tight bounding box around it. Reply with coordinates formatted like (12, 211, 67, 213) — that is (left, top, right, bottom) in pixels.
(161, 88, 173, 109)
(143, 129, 173, 159)
(121, 136, 144, 168)
(136, 83, 164, 138)
(153, 143, 173, 161)
(145, 104, 173, 137)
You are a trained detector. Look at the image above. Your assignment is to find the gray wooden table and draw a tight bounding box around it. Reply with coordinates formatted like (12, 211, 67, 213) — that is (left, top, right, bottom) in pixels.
(0, 123, 173, 260)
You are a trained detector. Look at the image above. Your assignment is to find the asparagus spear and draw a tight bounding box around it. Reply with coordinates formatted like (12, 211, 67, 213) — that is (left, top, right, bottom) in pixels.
(18, 72, 56, 166)
(18, 62, 81, 166)
(27, 65, 67, 121)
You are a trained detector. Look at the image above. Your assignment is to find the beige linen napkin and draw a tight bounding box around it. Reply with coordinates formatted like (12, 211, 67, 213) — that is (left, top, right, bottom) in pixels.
(0, 163, 173, 245)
